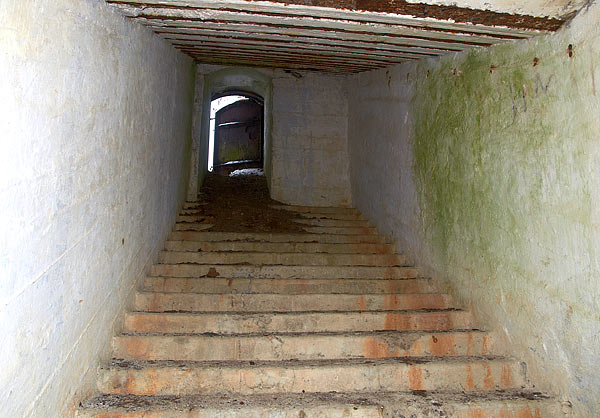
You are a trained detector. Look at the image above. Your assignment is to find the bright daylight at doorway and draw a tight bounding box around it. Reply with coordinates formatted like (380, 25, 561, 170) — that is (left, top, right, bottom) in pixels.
(208, 94, 264, 175)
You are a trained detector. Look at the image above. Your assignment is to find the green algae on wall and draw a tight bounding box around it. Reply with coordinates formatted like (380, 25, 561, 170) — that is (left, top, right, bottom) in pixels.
(412, 12, 600, 416)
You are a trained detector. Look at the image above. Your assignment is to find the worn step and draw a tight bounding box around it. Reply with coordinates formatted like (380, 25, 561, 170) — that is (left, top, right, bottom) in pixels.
(143, 277, 438, 294)
(182, 202, 207, 210)
(179, 210, 365, 221)
(164, 240, 395, 254)
(157, 251, 407, 267)
(270, 205, 360, 215)
(174, 223, 214, 231)
(296, 211, 365, 220)
(300, 226, 377, 235)
(134, 292, 453, 313)
(177, 215, 371, 228)
(174, 222, 378, 235)
(79, 391, 561, 418)
(294, 218, 371, 227)
(151, 264, 419, 279)
(124, 310, 474, 334)
(98, 357, 525, 396)
(169, 231, 389, 244)
(113, 330, 491, 362)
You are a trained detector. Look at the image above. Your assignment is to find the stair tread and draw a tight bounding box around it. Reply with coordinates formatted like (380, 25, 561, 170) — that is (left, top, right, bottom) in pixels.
(81, 390, 555, 411)
(106, 356, 515, 369)
(79, 199, 557, 414)
(79, 391, 561, 418)
(117, 329, 487, 337)
(129, 308, 466, 315)
(136, 290, 447, 296)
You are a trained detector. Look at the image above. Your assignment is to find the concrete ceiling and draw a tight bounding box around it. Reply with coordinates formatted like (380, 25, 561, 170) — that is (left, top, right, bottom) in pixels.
(107, 0, 588, 73)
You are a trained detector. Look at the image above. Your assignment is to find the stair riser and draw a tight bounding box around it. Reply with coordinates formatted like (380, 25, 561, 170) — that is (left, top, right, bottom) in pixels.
(78, 402, 561, 418)
(182, 203, 207, 209)
(174, 223, 214, 231)
(174, 223, 378, 235)
(99, 360, 524, 396)
(164, 240, 394, 254)
(270, 205, 360, 215)
(157, 251, 407, 267)
(301, 226, 377, 235)
(298, 212, 365, 220)
(79, 406, 379, 417)
(169, 231, 388, 244)
(151, 265, 419, 280)
(294, 219, 371, 227)
(113, 332, 492, 361)
(144, 277, 438, 295)
(134, 293, 453, 313)
(123, 311, 474, 334)
(177, 215, 370, 228)
(179, 210, 365, 221)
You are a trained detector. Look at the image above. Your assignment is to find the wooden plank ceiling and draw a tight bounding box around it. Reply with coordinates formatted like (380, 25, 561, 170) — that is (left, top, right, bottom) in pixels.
(106, 0, 584, 73)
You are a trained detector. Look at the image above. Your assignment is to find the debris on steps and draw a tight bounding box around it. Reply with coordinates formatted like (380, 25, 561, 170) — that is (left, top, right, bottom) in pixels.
(78, 174, 560, 417)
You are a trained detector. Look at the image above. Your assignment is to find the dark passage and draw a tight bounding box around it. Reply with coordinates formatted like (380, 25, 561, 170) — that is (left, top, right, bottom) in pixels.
(213, 95, 263, 174)
(194, 173, 303, 233)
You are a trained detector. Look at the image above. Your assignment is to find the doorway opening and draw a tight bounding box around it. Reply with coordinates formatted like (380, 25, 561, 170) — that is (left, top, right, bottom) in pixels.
(208, 91, 264, 176)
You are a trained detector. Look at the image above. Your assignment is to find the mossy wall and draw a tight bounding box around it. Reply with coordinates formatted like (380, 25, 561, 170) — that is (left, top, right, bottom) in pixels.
(348, 2, 600, 415)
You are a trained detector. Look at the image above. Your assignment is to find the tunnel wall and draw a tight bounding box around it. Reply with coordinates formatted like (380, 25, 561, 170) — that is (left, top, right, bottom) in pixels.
(0, 0, 195, 416)
(347, 3, 600, 416)
(271, 72, 352, 207)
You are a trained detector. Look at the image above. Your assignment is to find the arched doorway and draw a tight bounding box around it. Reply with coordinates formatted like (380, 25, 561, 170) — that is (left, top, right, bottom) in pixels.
(188, 68, 273, 199)
(209, 91, 264, 175)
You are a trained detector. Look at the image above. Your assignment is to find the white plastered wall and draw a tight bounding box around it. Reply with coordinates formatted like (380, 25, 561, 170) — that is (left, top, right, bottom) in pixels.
(0, 0, 195, 416)
(271, 72, 352, 207)
(346, 3, 600, 415)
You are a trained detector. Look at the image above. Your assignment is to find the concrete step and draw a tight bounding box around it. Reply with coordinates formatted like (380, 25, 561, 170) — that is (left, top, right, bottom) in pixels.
(174, 223, 214, 231)
(296, 211, 365, 220)
(179, 209, 209, 216)
(270, 205, 361, 215)
(151, 264, 419, 279)
(174, 222, 378, 235)
(179, 210, 366, 221)
(177, 215, 371, 228)
(182, 202, 207, 209)
(143, 277, 438, 294)
(134, 292, 454, 312)
(113, 330, 491, 361)
(176, 215, 214, 223)
(300, 226, 377, 235)
(291, 218, 370, 227)
(123, 310, 474, 334)
(98, 357, 526, 396)
(157, 251, 407, 267)
(164, 240, 395, 254)
(169, 231, 389, 244)
(79, 391, 561, 418)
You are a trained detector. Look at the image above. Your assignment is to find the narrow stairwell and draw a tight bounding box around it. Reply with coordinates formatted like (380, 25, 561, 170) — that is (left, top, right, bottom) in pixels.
(79, 180, 561, 417)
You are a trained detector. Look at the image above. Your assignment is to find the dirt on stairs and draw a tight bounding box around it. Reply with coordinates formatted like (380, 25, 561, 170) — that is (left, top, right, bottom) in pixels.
(78, 174, 562, 417)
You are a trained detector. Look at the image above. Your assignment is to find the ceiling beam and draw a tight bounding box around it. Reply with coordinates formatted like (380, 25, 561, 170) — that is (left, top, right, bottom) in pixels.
(164, 33, 440, 58)
(157, 29, 448, 55)
(129, 17, 490, 52)
(176, 44, 398, 67)
(171, 40, 418, 63)
(106, 0, 559, 34)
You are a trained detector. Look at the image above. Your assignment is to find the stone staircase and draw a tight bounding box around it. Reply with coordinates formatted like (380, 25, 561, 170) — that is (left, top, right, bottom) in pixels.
(79, 202, 561, 417)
